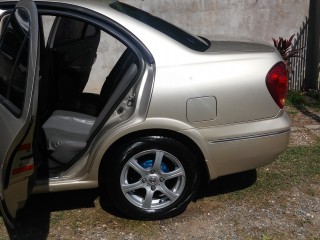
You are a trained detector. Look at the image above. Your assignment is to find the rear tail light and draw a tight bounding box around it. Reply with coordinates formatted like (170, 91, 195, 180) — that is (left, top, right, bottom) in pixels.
(266, 62, 288, 109)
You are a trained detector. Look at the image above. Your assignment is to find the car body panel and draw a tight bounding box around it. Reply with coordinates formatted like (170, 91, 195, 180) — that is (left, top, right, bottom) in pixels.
(0, 0, 39, 227)
(147, 52, 282, 127)
(182, 110, 291, 178)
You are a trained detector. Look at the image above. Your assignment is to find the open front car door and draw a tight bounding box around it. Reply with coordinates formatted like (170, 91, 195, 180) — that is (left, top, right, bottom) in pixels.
(0, 0, 38, 228)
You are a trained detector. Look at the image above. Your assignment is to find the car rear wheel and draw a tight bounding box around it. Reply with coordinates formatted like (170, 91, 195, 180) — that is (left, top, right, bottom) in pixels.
(101, 136, 199, 220)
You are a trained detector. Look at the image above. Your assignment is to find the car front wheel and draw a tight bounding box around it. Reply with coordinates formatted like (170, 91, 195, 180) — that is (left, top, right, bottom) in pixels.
(101, 136, 199, 220)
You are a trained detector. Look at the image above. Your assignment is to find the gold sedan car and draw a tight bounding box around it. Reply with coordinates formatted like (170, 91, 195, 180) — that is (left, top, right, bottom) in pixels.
(0, 0, 290, 226)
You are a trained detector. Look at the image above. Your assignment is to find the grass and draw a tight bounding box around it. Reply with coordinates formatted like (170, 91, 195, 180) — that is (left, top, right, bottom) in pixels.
(286, 90, 306, 106)
(222, 141, 320, 239)
(218, 140, 320, 202)
(287, 90, 320, 110)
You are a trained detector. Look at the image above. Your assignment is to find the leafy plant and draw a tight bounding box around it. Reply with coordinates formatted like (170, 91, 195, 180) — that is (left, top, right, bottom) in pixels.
(286, 90, 320, 110)
(286, 90, 305, 106)
(272, 34, 302, 61)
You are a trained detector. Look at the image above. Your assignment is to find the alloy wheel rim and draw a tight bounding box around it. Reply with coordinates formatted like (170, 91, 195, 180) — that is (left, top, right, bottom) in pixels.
(120, 149, 186, 210)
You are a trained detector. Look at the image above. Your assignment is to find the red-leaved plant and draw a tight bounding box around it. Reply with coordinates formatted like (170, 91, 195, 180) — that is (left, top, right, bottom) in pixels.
(272, 34, 304, 74)
(272, 34, 302, 61)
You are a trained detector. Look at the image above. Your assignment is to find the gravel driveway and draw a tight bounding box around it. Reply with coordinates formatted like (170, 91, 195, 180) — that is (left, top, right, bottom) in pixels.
(1, 105, 319, 240)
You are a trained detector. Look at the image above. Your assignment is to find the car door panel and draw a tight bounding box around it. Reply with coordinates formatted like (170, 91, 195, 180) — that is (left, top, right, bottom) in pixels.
(0, 0, 39, 228)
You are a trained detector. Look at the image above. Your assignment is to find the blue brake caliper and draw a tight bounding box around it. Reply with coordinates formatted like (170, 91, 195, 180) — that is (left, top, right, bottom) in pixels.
(140, 160, 168, 172)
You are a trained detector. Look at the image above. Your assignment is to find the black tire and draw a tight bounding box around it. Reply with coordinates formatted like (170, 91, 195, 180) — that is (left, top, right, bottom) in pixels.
(100, 136, 200, 220)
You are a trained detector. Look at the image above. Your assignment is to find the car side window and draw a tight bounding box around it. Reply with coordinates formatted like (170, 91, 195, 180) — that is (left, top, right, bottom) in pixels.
(0, 9, 30, 116)
(52, 17, 100, 47)
(52, 17, 85, 47)
(84, 24, 98, 38)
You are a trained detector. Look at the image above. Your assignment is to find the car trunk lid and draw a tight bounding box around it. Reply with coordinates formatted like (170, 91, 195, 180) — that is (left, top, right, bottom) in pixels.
(206, 41, 276, 53)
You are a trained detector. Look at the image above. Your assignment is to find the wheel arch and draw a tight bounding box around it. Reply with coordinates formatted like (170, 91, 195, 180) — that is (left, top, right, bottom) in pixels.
(98, 129, 210, 185)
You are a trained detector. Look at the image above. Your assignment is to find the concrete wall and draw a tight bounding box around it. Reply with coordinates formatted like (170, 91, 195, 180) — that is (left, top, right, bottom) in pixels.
(122, 0, 309, 44)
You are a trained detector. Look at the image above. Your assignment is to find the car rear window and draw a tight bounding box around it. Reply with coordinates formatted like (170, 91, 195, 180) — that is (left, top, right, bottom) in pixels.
(110, 2, 211, 52)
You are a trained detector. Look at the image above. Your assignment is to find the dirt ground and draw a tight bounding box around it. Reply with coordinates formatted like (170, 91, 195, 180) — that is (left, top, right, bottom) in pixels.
(0, 105, 320, 240)
(288, 106, 320, 147)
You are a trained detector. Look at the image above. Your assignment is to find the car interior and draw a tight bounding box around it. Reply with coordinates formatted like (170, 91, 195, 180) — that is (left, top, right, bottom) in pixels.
(33, 15, 141, 177)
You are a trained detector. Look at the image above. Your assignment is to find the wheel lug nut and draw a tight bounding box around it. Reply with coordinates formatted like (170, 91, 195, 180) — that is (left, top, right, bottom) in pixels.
(142, 178, 147, 183)
(160, 177, 164, 182)
(151, 186, 156, 191)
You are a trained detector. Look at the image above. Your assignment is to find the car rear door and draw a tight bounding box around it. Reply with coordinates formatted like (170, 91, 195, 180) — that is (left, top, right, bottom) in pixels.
(0, 0, 39, 228)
